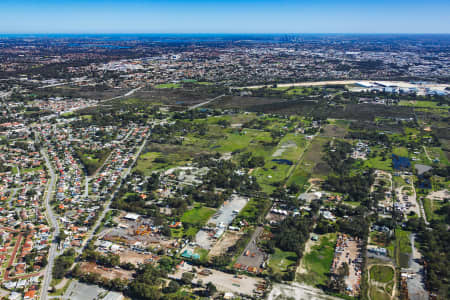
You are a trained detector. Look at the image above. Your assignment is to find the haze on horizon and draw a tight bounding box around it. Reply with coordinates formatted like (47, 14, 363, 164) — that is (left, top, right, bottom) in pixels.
(0, 0, 449, 34)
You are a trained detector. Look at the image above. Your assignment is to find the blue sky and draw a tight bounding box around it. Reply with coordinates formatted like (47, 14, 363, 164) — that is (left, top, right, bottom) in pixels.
(0, 0, 449, 34)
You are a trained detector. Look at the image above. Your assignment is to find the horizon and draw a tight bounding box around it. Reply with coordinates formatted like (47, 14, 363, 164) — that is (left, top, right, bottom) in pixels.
(0, 0, 449, 34)
(1, 33, 450, 37)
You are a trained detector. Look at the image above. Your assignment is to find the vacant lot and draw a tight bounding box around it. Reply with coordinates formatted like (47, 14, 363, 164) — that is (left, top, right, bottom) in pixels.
(289, 136, 330, 186)
(268, 248, 298, 275)
(181, 204, 216, 226)
(395, 228, 412, 268)
(321, 124, 348, 138)
(80, 262, 133, 280)
(209, 231, 242, 258)
(119, 250, 158, 266)
(213, 129, 273, 154)
(133, 151, 160, 175)
(171, 263, 264, 296)
(296, 233, 336, 287)
(370, 265, 394, 283)
(252, 133, 304, 192)
(361, 156, 393, 171)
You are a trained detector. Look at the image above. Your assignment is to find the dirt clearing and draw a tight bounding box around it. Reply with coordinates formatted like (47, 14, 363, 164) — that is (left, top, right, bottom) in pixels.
(80, 262, 134, 281)
(209, 231, 242, 258)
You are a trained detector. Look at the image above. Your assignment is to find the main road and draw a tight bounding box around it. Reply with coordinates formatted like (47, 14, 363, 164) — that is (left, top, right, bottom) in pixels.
(40, 148, 59, 300)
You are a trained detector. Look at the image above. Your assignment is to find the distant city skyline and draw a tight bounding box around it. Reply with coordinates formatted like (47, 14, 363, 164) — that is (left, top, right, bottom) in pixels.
(0, 0, 449, 34)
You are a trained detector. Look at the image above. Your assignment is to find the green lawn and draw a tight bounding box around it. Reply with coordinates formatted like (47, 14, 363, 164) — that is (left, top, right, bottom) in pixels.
(395, 228, 412, 268)
(180, 204, 216, 226)
(154, 83, 181, 89)
(361, 156, 393, 171)
(396, 228, 412, 254)
(213, 129, 273, 154)
(296, 233, 337, 287)
(393, 147, 409, 157)
(370, 265, 394, 283)
(268, 248, 298, 274)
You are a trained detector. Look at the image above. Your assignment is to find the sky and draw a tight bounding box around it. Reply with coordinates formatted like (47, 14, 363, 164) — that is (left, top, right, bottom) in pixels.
(0, 0, 449, 34)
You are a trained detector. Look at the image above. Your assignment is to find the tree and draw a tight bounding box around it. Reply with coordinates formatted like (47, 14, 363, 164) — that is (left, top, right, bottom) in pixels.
(129, 282, 161, 300)
(52, 249, 75, 279)
(181, 272, 194, 285)
(163, 280, 180, 293)
(206, 282, 217, 296)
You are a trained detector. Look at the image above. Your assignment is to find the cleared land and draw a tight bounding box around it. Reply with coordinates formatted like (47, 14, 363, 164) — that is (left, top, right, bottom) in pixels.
(370, 265, 394, 283)
(209, 231, 242, 258)
(181, 204, 216, 226)
(296, 233, 337, 287)
(268, 248, 298, 275)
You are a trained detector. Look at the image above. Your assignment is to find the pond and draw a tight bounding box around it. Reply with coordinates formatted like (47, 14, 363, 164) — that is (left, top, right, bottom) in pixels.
(271, 159, 293, 165)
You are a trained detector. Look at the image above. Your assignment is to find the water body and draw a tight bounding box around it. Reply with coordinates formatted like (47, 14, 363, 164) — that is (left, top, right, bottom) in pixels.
(272, 159, 293, 165)
(392, 155, 411, 170)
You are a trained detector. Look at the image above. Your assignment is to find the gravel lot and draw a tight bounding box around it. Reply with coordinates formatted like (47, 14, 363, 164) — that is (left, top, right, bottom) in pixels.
(236, 227, 266, 270)
(207, 194, 248, 227)
(195, 194, 248, 249)
(407, 234, 429, 300)
(269, 282, 342, 300)
(170, 262, 263, 296)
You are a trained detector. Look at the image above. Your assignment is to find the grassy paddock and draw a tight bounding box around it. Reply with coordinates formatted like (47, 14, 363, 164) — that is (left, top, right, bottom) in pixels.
(296, 233, 337, 287)
(268, 248, 298, 274)
(370, 265, 394, 283)
(180, 204, 216, 226)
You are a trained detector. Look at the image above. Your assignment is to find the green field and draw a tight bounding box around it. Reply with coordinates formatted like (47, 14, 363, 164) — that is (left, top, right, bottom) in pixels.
(393, 147, 409, 157)
(180, 204, 216, 226)
(133, 151, 161, 175)
(154, 83, 181, 89)
(361, 156, 393, 171)
(252, 133, 307, 192)
(134, 143, 203, 175)
(399, 100, 447, 108)
(394, 228, 412, 268)
(213, 129, 273, 154)
(396, 228, 412, 254)
(370, 265, 394, 283)
(422, 197, 445, 222)
(286, 136, 328, 190)
(268, 248, 298, 274)
(296, 233, 336, 287)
